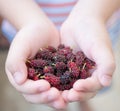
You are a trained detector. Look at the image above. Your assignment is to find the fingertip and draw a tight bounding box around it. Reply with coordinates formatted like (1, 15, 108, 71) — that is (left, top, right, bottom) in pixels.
(38, 79, 51, 92)
(67, 89, 80, 102)
(47, 87, 61, 101)
(51, 97, 67, 110)
(13, 72, 27, 85)
(73, 79, 85, 91)
(100, 75, 112, 87)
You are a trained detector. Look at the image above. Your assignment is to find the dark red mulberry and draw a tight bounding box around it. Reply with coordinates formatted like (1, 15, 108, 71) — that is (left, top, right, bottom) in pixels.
(33, 75, 39, 81)
(41, 49, 53, 60)
(58, 44, 65, 49)
(71, 67, 80, 78)
(26, 44, 95, 91)
(80, 70, 88, 79)
(76, 51, 86, 66)
(66, 53, 76, 61)
(35, 50, 42, 59)
(85, 58, 95, 69)
(53, 53, 66, 62)
(29, 59, 48, 68)
(59, 84, 72, 91)
(28, 68, 36, 79)
(58, 47, 72, 56)
(44, 73, 60, 86)
(67, 61, 77, 69)
(43, 66, 54, 73)
(60, 74, 71, 85)
(56, 62, 66, 71)
(46, 46, 57, 53)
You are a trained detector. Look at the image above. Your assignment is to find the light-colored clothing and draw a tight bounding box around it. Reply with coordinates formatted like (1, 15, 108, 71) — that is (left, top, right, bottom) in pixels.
(1, 0, 120, 46)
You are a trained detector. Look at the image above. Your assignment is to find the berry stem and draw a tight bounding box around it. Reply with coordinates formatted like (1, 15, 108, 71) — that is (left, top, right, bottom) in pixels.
(82, 63, 86, 70)
(40, 75, 45, 79)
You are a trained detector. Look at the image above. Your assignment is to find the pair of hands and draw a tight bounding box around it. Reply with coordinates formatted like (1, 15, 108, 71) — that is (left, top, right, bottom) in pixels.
(5, 11, 115, 109)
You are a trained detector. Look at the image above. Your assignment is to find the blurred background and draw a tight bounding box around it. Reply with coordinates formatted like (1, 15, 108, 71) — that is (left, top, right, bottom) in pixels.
(0, 16, 120, 111)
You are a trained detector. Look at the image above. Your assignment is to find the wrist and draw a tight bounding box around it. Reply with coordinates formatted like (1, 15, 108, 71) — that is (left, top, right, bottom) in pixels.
(70, 9, 106, 24)
(68, 10, 105, 28)
(17, 13, 54, 31)
(70, 0, 120, 23)
(21, 19, 54, 31)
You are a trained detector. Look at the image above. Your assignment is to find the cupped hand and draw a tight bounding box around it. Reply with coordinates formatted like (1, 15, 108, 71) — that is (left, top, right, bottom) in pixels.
(5, 23, 67, 109)
(60, 14, 116, 102)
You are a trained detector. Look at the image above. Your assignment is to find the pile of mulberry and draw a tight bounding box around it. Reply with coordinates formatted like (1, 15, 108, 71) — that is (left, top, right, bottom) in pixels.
(26, 44, 95, 91)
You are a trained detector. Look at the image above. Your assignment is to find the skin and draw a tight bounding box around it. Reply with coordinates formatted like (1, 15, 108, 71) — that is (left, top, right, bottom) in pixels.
(0, 0, 120, 110)
(61, 0, 120, 102)
(0, 0, 66, 109)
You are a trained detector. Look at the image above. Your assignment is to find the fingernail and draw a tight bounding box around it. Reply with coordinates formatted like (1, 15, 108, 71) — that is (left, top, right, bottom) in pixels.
(13, 72, 23, 84)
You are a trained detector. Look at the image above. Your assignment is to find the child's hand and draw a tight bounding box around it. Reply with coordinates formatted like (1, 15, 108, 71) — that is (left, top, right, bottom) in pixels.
(60, 15, 116, 102)
(5, 23, 67, 109)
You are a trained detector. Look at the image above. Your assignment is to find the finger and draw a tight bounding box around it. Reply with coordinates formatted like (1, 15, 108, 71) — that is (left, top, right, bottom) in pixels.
(62, 90, 69, 102)
(65, 89, 96, 102)
(73, 43, 115, 92)
(5, 26, 59, 94)
(23, 87, 60, 104)
(73, 75, 102, 92)
(5, 26, 46, 85)
(5, 48, 28, 85)
(6, 69, 50, 94)
(90, 41, 116, 87)
(75, 25, 116, 87)
(48, 96, 67, 110)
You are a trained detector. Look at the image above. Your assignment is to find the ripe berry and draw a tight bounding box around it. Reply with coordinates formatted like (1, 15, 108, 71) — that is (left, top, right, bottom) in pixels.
(56, 62, 66, 71)
(81, 69, 88, 79)
(85, 58, 95, 69)
(28, 68, 36, 79)
(40, 49, 53, 60)
(26, 44, 96, 91)
(67, 61, 77, 69)
(60, 74, 71, 85)
(46, 46, 56, 53)
(33, 75, 39, 81)
(30, 59, 48, 68)
(58, 44, 65, 49)
(58, 47, 72, 56)
(44, 73, 60, 86)
(35, 50, 42, 59)
(76, 51, 86, 66)
(53, 53, 66, 62)
(66, 53, 76, 61)
(43, 66, 54, 73)
(71, 67, 80, 78)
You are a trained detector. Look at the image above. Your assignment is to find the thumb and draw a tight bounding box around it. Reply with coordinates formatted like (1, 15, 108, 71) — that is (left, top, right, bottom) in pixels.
(5, 25, 41, 85)
(12, 63, 27, 85)
(5, 35, 30, 85)
(73, 42, 116, 92)
(5, 46, 28, 85)
(91, 42, 116, 87)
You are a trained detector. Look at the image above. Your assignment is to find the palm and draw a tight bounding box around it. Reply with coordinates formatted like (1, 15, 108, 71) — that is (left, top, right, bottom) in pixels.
(5, 24, 67, 109)
(60, 18, 115, 102)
